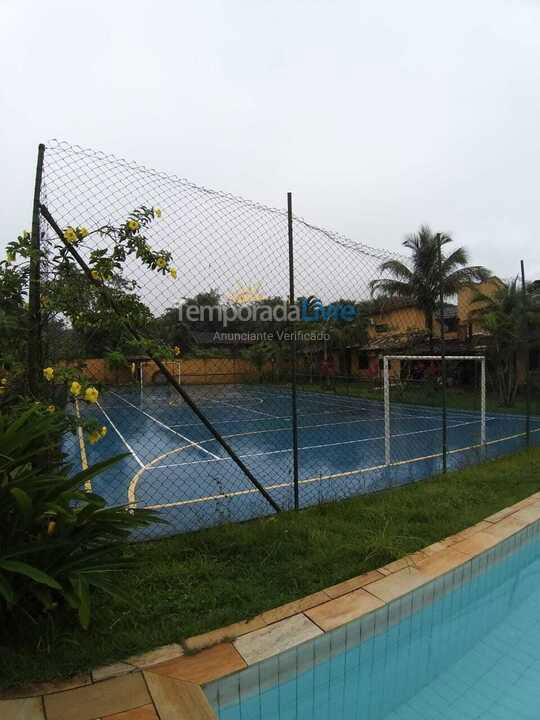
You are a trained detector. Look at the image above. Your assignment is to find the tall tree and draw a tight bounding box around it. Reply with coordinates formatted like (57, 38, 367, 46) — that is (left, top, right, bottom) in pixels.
(370, 226, 490, 347)
(45, 264, 154, 357)
(470, 278, 540, 406)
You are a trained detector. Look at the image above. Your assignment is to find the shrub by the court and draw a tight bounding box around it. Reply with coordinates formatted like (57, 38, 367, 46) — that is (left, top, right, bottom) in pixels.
(0, 406, 161, 630)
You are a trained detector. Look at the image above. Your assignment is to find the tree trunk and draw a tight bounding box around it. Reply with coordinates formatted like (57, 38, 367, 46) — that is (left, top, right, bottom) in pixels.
(425, 311, 434, 352)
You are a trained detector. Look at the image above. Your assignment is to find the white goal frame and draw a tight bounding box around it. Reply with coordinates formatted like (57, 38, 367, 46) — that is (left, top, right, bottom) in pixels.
(383, 355, 486, 466)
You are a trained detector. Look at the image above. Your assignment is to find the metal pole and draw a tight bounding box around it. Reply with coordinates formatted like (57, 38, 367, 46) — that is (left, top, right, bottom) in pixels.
(437, 235, 448, 473)
(28, 143, 45, 395)
(287, 192, 300, 510)
(480, 357, 486, 450)
(383, 356, 391, 465)
(40, 203, 282, 514)
(520, 259, 531, 447)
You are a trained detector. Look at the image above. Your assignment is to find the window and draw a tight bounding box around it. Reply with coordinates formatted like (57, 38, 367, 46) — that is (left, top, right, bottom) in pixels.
(358, 352, 369, 370)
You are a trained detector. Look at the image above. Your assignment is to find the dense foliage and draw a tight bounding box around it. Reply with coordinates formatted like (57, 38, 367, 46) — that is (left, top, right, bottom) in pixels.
(0, 406, 162, 628)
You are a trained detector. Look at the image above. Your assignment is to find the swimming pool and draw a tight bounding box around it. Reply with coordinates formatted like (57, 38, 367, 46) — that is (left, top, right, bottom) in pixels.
(205, 521, 540, 719)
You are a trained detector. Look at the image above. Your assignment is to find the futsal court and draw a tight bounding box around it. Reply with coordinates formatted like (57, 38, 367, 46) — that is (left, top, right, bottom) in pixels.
(73, 383, 540, 535)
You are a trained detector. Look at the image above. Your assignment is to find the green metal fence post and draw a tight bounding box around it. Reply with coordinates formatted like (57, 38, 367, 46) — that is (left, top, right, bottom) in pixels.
(437, 234, 448, 473)
(521, 259, 531, 447)
(28, 143, 45, 396)
(287, 192, 300, 511)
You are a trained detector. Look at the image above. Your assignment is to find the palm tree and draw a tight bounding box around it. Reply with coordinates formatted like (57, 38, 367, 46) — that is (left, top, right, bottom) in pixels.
(370, 225, 490, 348)
(470, 279, 540, 406)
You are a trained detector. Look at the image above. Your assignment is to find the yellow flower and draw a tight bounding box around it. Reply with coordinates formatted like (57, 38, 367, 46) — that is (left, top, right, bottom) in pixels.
(127, 219, 140, 232)
(70, 381, 81, 397)
(169, 267, 177, 279)
(78, 226, 89, 238)
(154, 207, 162, 218)
(1, 378, 7, 385)
(47, 405, 56, 413)
(156, 256, 166, 269)
(64, 227, 77, 244)
(88, 430, 101, 445)
(43, 367, 55, 382)
(173, 345, 181, 356)
(84, 386, 99, 404)
(91, 270, 101, 281)
(100, 426, 108, 438)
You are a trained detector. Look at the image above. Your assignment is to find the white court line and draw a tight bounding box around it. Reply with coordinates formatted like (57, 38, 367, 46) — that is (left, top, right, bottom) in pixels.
(144, 417, 485, 470)
(207, 397, 280, 418)
(134, 427, 540, 510)
(244, 385, 509, 419)
(97, 401, 145, 468)
(167, 405, 489, 430)
(151, 381, 496, 421)
(110, 391, 220, 459)
(171, 414, 498, 443)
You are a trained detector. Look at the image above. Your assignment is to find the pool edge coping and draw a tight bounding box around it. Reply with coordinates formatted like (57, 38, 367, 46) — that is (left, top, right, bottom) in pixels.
(3, 490, 540, 720)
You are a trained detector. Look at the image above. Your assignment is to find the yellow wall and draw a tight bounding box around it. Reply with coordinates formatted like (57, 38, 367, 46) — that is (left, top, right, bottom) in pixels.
(367, 305, 456, 339)
(458, 278, 503, 334)
(367, 306, 425, 338)
(63, 357, 260, 386)
(368, 278, 503, 342)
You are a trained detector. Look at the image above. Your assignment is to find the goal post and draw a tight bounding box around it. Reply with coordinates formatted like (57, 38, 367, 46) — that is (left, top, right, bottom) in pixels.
(383, 355, 486, 466)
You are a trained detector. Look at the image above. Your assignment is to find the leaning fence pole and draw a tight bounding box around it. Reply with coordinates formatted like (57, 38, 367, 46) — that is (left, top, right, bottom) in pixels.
(520, 259, 531, 447)
(287, 192, 300, 511)
(28, 143, 45, 395)
(437, 235, 448, 473)
(39, 203, 282, 514)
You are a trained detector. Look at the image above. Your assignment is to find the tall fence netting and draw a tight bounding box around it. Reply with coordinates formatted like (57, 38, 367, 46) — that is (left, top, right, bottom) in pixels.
(36, 140, 540, 539)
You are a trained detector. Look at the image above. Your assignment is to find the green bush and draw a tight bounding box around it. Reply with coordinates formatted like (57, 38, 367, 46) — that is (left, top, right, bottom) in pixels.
(0, 406, 162, 628)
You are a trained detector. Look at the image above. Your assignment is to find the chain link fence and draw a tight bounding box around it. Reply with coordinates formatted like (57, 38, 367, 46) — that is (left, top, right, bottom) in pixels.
(30, 139, 540, 539)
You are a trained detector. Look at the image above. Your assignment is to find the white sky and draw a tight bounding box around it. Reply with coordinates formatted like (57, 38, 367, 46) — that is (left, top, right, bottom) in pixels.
(2, 0, 540, 281)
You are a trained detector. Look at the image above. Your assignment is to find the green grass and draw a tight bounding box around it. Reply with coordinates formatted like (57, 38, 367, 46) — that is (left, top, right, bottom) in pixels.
(2, 448, 540, 689)
(298, 378, 540, 415)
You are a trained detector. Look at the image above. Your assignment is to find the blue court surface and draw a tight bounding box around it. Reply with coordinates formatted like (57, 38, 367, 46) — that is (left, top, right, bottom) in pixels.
(70, 384, 540, 537)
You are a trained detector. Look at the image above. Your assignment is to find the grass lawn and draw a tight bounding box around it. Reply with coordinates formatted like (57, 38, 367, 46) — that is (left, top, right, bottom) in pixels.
(1, 447, 540, 690)
(306, 380, 540, 415)
(297, 377, 540, 415)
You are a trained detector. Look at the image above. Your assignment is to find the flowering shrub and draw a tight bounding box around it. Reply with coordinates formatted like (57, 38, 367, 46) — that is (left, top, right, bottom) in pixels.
(0, 406, 163, 628)
(2, 205, 178, 447)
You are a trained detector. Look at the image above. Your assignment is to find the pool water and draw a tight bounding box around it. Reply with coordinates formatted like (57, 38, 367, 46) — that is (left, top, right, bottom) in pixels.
(207, 523, 540, 719)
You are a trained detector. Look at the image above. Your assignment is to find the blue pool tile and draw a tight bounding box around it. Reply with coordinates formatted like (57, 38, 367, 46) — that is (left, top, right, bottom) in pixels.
(210, 524, 540, 719)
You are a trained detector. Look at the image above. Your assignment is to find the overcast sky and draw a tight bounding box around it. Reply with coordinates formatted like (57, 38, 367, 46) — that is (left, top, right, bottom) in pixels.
(2, 0, 540, 282)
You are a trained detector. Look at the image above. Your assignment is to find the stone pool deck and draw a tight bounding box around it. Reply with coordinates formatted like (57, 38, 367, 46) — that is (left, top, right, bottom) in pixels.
(3, 491, 540, 720)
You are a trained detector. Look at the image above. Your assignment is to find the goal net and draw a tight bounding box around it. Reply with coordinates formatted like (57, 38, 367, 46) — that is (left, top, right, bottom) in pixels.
(382, 355, 486, 467)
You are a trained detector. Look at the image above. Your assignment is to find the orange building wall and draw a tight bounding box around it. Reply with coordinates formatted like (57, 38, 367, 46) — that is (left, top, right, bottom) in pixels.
(458, 278, 503, 335)
(61, 357, 260, 386)
(367, 306, 426, 338)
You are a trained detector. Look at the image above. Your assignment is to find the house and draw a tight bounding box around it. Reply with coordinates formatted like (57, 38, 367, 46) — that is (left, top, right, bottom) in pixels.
(332, 278, 506, 384)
